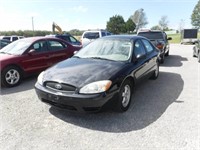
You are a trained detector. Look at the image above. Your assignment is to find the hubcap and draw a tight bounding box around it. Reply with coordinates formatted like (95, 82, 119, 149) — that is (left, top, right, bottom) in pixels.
(5, 69, 20, 85)
(122, 85, 131, 107)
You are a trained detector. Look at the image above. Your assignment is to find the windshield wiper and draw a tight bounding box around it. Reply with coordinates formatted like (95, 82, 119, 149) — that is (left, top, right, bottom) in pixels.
(72, 56, 80, 58)
(0, 51, 11, 55)
(89, 57, 114, 61)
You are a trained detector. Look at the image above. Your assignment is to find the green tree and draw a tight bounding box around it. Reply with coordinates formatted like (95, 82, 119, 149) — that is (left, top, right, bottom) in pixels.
(191, 0, 200, 28)
(126, 18, 136, 33)
(151, 25, 161, 30)
(106, 15, 126, 34)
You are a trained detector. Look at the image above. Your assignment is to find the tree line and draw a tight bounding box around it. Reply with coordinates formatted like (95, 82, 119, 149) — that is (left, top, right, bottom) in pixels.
(0, 30, 85, 37)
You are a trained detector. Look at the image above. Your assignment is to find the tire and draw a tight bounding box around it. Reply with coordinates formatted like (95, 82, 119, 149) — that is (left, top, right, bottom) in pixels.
(193, 51, 196, 57)
(150, 62, 159, 80)
(198, 52, 200, 63)
(193, 48, 197, 57)
(160, 53, 165, 64)
(115, 80, 133, 112)
(1, 66, 22, 87)
(165, 50, 169, 56)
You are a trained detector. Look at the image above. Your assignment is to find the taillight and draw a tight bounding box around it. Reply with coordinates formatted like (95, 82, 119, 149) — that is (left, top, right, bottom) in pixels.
(156, 44, 164, 50)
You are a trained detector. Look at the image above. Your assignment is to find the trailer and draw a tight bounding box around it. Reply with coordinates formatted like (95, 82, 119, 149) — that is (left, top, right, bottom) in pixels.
(181, 29, 198, 44)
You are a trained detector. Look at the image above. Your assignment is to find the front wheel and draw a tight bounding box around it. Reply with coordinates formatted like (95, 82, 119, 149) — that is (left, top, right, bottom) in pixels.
(1, 66, 22, 87)
(115, 80, 133, 112)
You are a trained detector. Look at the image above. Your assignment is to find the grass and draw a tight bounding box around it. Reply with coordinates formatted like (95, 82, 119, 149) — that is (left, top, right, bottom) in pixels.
(167, 32, 200, 44)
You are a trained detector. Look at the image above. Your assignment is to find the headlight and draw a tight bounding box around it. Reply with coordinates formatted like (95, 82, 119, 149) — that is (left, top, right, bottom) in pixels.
(37, 71, 44, 85)
(79, 80, 112, 94)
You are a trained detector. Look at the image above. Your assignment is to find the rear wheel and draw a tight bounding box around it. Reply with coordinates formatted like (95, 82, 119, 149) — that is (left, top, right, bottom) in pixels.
(150, 62, 159, 80)
(115, 80, 133, 112)
(1, 66, 22, 87)
(160, 54, 165, 64)
(193, 48, 196, 57)
(165, 50, 169, 56)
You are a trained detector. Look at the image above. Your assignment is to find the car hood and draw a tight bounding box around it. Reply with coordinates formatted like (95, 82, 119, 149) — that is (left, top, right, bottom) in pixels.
(0, 53, 17, 61)
(43, 57, 127, 88)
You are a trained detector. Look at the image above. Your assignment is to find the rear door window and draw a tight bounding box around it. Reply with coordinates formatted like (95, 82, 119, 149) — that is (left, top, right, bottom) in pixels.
(32, 40, 48, 53)
(47, 40, 66, 51)
(141, 39, 154, 53)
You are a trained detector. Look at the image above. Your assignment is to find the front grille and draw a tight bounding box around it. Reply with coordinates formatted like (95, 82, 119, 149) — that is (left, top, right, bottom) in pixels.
(42, 99, 77, 111)
(83, 107, 101, 112)
(45, 81, 76, 92)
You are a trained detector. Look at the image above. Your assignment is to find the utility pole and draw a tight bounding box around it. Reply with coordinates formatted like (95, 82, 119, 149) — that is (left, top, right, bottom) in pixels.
(32, 17, 34, 36)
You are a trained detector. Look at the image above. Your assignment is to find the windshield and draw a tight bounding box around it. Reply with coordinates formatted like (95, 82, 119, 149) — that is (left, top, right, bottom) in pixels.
(138, 32, 164, 40)
(0, 39, 32, 55)
(75, 38, 132, 61)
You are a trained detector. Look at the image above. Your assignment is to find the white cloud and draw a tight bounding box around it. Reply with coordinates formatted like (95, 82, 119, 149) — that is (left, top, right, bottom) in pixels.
(71, 6, 88, 13)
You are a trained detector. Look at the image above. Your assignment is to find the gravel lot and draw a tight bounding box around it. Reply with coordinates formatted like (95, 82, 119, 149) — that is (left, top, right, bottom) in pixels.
(0, 44, 199, 150)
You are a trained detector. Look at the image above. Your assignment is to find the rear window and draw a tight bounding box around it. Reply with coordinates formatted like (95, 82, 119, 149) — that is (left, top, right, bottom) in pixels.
(138, 32, 164, 40)
(83, 32, 100, 39)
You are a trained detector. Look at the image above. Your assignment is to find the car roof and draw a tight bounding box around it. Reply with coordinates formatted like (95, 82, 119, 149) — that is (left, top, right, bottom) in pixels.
(138, 29, 164, 33)
(46, 33, 72, 37)
(102, 35, 145, 40)
(19, 36, 66, 42)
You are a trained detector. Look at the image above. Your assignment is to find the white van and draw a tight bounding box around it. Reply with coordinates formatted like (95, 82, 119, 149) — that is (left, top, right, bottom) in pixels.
(2, 35, 24, 42)
(81, 30, 111, 47)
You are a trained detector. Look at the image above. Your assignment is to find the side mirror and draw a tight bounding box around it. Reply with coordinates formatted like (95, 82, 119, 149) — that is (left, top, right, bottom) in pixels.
(74, 51, 78, 55)
(136, 54, 143, 59)
(167, 37, 172, 40)
(28, 49, 36, 55)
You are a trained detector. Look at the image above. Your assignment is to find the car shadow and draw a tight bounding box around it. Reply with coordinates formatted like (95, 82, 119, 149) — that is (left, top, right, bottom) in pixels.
(0, 76, 37, 95)
(162, 55, 188, 67)
(49, 72, 184, 133)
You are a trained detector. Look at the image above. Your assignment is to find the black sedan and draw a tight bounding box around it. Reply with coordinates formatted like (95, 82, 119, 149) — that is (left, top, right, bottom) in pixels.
(35, 35, 159, 113)
(193, 40, 200, 63)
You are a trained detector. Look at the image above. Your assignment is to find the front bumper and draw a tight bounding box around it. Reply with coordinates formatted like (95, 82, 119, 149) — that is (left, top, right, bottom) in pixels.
(35, 82, 117, 113)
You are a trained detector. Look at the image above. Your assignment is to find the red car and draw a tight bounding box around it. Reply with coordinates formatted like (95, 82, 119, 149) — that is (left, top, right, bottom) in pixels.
(0, 37, 82, 87)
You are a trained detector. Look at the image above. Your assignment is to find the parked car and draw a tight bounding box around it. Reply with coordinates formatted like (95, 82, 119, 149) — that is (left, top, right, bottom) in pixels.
(137, 29, 172, 63)
(46, 34, 82, 47)
(193, 39, 200, 63)
(81, 29, 112, 47)
(1, 35, 24, 42)
(0, 37, 81, 87)
(35, 35, 159, 113)
(0, 39, 11, 49)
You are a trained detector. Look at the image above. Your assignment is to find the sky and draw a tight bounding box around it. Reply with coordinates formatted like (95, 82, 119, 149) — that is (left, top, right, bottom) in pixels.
(0, 0, 198, 32)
